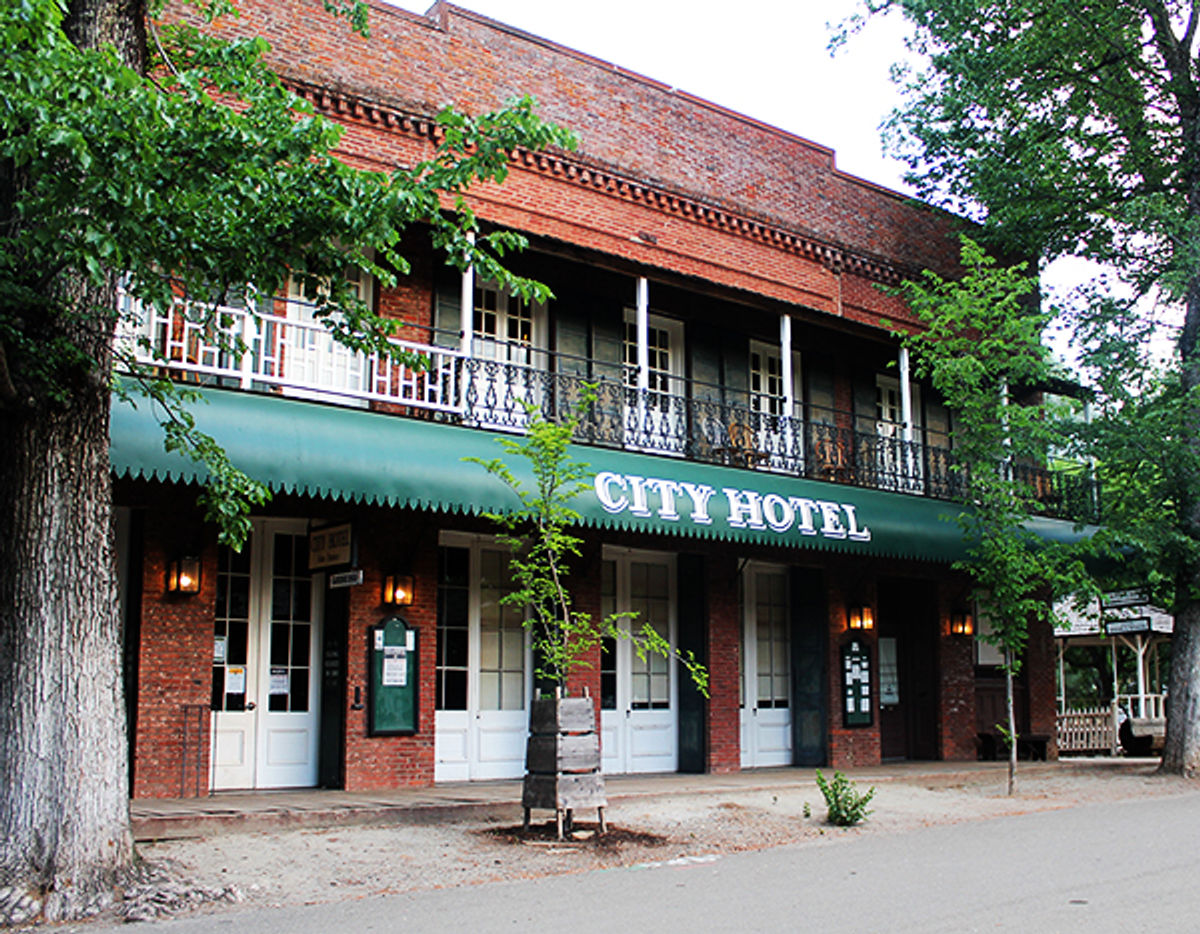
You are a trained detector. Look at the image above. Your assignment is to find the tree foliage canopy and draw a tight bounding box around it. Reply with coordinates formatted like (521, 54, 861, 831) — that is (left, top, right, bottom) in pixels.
(892, 238, 1094, 666)
(845, 0, 1200, 775)
(851, 0, 1200, 296)
(0, 0, 577, 919)
(2, 0, 575, 543)
(470, 393, 708, 697)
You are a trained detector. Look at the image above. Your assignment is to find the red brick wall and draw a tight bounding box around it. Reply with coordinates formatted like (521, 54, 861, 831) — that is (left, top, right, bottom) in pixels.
(187, 0, 967, 338)
(1025, 612, 1059, 759)
(340, 516, 437, 789)
(563, 539, 604, 717)
(131, 494, 215, 798)
(705, 553, 741, 774)
(938, 585, 978, 761)
(826, 567, 882, 769)
(202, 0, 965, 277)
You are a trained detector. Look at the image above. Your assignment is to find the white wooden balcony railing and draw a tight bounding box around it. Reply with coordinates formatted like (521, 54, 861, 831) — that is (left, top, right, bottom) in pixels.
(116, 293, 465, 415)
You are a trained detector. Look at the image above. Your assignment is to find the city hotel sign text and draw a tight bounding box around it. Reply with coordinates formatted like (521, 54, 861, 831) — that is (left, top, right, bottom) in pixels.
(592, 471, 871, 542)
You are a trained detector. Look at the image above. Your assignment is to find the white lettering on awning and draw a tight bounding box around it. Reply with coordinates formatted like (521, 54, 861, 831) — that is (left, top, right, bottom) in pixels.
(591, 471, 872, 543)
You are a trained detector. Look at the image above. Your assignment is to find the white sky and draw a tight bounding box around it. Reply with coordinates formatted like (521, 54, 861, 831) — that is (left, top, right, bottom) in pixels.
(382, 0, 916, 194)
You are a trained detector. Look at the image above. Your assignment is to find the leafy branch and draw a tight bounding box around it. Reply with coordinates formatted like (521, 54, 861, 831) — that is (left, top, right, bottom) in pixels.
(468, 387, 708, 696)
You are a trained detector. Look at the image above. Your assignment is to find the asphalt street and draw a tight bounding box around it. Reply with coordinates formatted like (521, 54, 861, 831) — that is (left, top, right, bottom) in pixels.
(96, 788, 1200, 933)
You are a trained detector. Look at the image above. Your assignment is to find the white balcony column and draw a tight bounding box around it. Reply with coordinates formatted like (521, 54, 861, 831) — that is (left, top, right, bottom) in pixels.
(239, 290, 256, 390)
(459, 232, 475, 358)
(780, 313, 794, 415)
(898, 346, 914, 444)
(636, 276, 650, 392)
(1057, 640, 1066, 712)
(1110, 638, 1119, 708)
(1134, 634, 1147, 717)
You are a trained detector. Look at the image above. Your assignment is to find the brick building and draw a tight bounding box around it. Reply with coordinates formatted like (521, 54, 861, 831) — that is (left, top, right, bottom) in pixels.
(110, 0, 1087, 797)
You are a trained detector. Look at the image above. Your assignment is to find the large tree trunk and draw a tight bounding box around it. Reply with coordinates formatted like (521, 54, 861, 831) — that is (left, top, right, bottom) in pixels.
(1164, 271, 1200, 777)
(1162, 603, 1200, 776)
(0, 0, 143, 922)
(0, 306, 133, 922)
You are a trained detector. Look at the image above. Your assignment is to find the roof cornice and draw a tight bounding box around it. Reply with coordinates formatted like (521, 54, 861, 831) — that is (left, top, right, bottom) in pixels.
(286, 79, 912, 288)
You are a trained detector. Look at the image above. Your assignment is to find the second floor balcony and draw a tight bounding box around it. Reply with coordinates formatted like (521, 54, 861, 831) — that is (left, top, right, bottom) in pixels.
(117, 292, 1100, 524)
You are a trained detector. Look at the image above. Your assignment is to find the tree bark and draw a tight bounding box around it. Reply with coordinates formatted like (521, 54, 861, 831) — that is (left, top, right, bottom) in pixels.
(0, 306, 134, 922)
(0, 0, 144, 921)
(1164, 274, 1200, 777)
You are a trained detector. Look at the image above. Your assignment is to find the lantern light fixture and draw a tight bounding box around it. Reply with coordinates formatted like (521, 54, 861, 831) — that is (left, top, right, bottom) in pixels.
(383, 573, 414, 607)
(950, 610, 975, 636)
(847, 603, 874, 631)
(167, 556, 201, 595)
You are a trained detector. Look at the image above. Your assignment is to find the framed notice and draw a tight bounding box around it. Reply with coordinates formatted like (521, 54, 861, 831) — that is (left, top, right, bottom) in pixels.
(841, 639, 873, 728)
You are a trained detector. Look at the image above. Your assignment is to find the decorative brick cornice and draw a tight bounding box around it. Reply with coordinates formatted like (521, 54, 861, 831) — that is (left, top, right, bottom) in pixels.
(286, 79, 909, 287)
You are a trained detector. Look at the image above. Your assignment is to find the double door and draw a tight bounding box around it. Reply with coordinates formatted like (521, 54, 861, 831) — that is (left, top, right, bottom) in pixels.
(740, 564, 793, 768)
(623, 311, 686, 454)
(600, 550, 678, 773)
(210, 518, 322, 790)
(434, 535, 531, 782)
(874, 376, 923, 492)
(469, 281, 547, 429)
(280, 271, 370, 403)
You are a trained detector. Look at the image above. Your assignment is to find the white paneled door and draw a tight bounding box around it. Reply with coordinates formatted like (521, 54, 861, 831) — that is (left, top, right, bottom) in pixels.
(600, 550, 678, 774)
(740, 564, 792, 768)
(211, 518, 322, 790)
(434, 534, 530, 782)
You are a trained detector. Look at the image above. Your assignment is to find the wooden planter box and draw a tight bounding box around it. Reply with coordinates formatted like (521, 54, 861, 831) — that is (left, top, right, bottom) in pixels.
(522, 695, 607, 834)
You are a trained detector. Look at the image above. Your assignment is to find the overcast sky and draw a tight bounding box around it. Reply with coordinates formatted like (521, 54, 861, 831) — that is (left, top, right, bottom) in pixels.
(382, 0, 916, 194)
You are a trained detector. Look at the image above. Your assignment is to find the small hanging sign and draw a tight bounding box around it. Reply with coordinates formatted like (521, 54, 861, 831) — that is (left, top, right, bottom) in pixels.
(329, 569, 364, 589)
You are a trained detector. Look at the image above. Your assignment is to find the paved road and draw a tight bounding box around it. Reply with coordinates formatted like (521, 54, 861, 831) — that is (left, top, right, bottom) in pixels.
(111, 789, 1200, 933)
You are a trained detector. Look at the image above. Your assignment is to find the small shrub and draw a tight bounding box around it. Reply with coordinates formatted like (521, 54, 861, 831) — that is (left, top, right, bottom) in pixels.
(814, 769, 875, 826)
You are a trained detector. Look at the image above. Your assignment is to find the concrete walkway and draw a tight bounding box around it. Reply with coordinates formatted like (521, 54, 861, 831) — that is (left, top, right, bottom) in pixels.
(130, 757, 1153, 841)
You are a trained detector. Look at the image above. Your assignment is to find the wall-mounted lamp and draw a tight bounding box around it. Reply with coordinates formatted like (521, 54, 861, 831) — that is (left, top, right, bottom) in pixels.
(949, 610, 975, 636)
(382, 574, 414, 607)
(848, 603, 874, 631)
(167, 556, 201, 595)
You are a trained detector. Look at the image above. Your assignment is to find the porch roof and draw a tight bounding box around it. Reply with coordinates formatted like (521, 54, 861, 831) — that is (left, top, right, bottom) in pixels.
(109, 383, 1093, 563)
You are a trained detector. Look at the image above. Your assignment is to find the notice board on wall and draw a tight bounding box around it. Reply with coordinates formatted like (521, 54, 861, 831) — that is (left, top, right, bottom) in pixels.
(841, 639, 873, 728)
(369, 615, 417, 735)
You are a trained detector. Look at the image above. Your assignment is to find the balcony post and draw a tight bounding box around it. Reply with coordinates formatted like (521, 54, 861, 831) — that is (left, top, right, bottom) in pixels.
(780, 313, 794, 415)
(459, 232, 475, 358)
(636, 276, 649, 392)
(239, 294, 255, 389)
(898, 346, 913, 444)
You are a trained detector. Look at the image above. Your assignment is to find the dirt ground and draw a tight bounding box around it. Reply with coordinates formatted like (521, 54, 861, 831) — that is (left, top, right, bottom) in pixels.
(112, 761, 1194, 924)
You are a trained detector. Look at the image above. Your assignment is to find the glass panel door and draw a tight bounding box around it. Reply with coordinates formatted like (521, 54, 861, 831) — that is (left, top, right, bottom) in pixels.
(434, 535, 530, 782)
(600, 550, 677, 774)
(623, 312, 685, 454)
(741, 565, 792, 768)
(211, 519, 321, 790)
(469, 282, 546, 430)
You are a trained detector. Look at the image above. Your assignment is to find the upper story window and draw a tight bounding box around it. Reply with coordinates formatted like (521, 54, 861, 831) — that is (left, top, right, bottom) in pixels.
(748, 339, 802, 419)
(622, 311, 683, 395)
(276, 267, 375, 405)
(472, 282, 546, 366)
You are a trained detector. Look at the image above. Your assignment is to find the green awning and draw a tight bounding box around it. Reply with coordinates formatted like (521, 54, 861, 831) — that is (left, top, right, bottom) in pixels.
(109, 383, 1094, 563)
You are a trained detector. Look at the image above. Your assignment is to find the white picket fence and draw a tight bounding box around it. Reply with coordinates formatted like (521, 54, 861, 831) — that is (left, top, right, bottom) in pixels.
(1056, 704, 1119, 755)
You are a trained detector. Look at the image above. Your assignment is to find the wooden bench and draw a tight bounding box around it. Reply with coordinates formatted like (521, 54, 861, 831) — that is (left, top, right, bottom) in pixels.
(977, 731, 1050, 761)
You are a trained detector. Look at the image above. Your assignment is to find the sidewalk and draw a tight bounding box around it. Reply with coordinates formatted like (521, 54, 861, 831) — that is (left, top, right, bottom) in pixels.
(130, 757, 1152, 841)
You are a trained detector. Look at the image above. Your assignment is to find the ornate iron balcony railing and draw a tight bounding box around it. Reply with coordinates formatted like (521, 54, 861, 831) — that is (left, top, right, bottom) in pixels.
(116, 296, 1099, 522)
